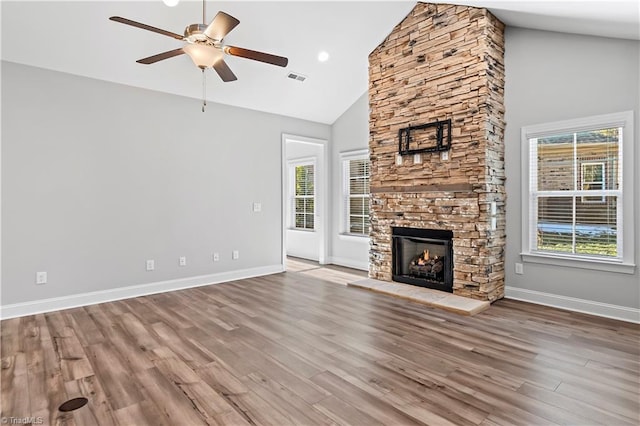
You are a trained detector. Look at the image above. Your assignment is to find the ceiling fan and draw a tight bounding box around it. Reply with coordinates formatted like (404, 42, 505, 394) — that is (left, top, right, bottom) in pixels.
(109, 1, 288, 109)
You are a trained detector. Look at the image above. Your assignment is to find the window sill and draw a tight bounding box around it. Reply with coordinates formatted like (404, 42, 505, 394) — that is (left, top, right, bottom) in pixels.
(521, 252, 636, 274)
(338, 233, 370, 241)
(288, 228, 316, 233)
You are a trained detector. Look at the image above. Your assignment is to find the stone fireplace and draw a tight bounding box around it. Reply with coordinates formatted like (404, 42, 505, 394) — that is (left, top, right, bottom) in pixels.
(368, 2, 506, 302)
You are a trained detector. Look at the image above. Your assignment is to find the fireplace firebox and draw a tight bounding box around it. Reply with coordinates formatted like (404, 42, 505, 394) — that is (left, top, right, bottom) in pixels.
(392, 227, 453, 292)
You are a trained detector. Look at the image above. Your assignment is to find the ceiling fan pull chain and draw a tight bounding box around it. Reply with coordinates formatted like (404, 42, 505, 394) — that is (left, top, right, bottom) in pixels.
(202, 68, 207, 112)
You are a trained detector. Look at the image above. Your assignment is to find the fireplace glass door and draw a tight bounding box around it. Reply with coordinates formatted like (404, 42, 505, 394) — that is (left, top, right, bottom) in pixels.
(392, 228, 453, 292)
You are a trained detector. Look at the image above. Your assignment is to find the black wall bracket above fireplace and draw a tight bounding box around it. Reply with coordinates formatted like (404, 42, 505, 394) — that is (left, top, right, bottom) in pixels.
(398, 119, 451, 155)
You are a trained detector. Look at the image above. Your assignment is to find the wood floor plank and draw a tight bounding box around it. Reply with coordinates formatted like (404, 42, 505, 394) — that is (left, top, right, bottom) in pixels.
(310, 371, 424, 425)
(227, 339, 330, 405)
(2, 352, 30, 420)
(243, 371, 337, 425)
(150, 321, 213, 368)
(1, 262, 638, 425)
(555, 380, 640, 422)
(135, 366, 209, 425)
(33, 313, 73, 425)
(448, 368, 599, 425)
(64, 375, 117, 426)
(227, 326, 324, 379)
(517, 381, 637, 426)
(67, 308, 105, 347)
(194, 361, 249, 396)
(313, 394, 385, 426)
(85, 343, 145, 410)
(225, 390, 299, 426)
(113, 400, 170, 426)
(114, 402, 161, 426)
(45, 312, 94, 382)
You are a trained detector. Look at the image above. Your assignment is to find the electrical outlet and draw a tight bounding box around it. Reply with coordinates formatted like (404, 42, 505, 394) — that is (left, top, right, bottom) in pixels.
(146, 259, 155, 271)
(413, 153, 422, 164)
(515, 263, 524, 275)
(213, 252, 220, 262)
(179, 256, 186, 267)
(232, 250, 239, 260)
(396, 154, 403, 166)
(252, 202, 262, 212)
(441, 151, 449, 161)
(36, 271, 47, 285)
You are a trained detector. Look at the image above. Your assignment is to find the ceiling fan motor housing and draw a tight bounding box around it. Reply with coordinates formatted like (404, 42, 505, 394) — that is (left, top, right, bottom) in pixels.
(185, 24, 219, 45)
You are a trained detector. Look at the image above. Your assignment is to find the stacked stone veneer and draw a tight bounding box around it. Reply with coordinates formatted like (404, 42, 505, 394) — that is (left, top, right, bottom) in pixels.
(368, 2, 506, 301)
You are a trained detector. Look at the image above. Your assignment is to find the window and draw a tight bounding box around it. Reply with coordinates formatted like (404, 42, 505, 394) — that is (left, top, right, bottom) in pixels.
(292, 163, 315, 230)
(341, 150, 370, 236)
(581, 162, 605, 203)
(521, 111, 635, 273)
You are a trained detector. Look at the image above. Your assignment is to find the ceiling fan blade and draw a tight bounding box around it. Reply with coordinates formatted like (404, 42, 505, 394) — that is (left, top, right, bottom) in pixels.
(224, 46, 288, 67)
(109, 16, 183, 40)
(204, 11, 240, 41)
(136, 48, 185, 65)
(212, 59, 238, 82)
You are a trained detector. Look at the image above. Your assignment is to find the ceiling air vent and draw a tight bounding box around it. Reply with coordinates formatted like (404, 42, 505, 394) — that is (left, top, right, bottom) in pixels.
(287, 72, 307, 82)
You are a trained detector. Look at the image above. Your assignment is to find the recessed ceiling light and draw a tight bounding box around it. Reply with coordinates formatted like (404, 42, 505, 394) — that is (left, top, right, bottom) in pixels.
(163, 0, 180, 7)
(317, 51, 330, 62)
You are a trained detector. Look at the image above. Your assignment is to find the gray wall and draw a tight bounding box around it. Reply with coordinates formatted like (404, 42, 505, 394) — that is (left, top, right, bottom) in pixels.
(1, 61, 329, 305)
(329, 92, 370, 270)
(504, 28, 639, 308)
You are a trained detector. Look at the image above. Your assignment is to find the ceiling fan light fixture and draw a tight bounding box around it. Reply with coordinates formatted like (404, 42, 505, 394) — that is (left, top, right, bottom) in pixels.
(163, 0, 180, 7)
(183, 44, 223, 68)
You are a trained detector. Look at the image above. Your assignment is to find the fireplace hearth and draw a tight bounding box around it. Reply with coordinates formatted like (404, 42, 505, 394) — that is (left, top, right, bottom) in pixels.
(392, 227, 453, 293)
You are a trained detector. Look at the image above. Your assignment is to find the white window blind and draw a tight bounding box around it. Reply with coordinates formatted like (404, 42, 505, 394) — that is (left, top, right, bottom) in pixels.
(293, 164, 315, 230)
(344, 156, 370, 235)
(340, 149, 371, 237)
(529, 127, 621, 259)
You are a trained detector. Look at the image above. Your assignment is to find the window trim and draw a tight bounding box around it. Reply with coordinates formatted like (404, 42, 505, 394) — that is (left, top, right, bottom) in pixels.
(288, 158, 316, 232)
(520, 110, 635, 274)
(339, 149, 370, 238)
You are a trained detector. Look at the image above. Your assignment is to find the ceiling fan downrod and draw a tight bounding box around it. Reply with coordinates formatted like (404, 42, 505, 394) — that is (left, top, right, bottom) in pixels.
(201, 0, 207, 112)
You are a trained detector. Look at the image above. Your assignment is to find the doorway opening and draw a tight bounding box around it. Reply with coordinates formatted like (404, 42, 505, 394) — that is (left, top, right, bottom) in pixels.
(281, 134, 328, 268)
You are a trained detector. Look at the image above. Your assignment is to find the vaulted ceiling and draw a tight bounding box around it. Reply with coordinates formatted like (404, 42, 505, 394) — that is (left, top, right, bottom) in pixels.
(2, 1, 638, 124)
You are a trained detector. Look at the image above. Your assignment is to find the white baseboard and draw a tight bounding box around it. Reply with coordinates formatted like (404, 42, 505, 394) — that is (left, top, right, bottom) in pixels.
(0, 264, 284, 320)
(327, 256, 369, 271)
(505, 286, 640, 324)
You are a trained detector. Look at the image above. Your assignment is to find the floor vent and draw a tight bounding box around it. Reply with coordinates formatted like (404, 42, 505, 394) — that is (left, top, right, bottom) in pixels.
(287, 72, 307, 82)
(59, 397, 89, 412)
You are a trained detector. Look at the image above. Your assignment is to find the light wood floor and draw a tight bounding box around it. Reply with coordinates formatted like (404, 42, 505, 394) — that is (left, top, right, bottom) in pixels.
(2, 265, 639, 425)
